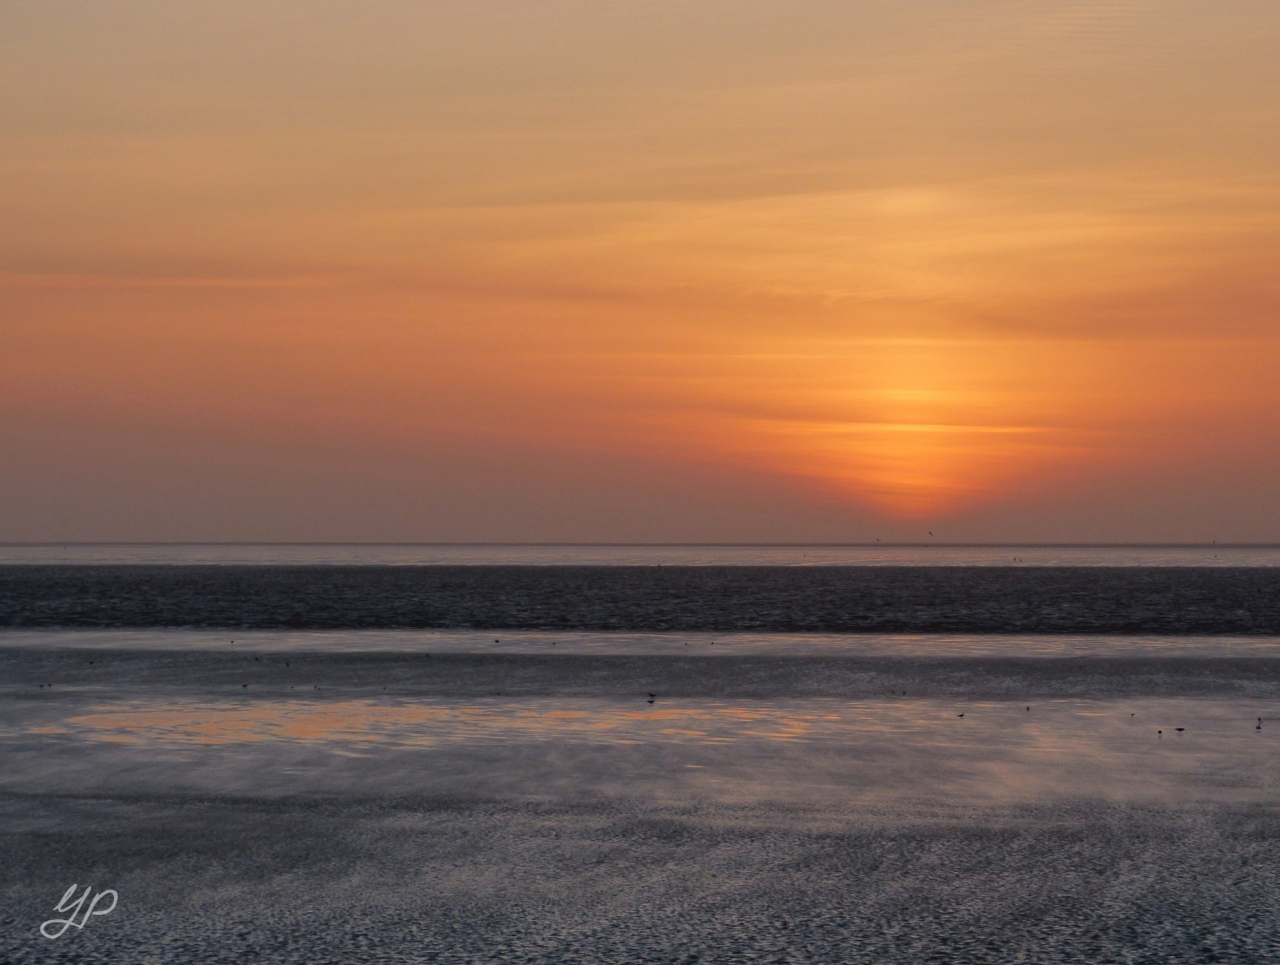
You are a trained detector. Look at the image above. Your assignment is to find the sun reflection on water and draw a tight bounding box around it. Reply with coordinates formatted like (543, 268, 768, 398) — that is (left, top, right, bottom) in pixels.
(51, 699, 843, 747)
(9, 696, 1280, 804)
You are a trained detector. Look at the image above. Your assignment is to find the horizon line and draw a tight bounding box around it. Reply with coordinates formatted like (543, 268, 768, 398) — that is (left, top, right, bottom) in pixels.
(3, 542, 1278, 550)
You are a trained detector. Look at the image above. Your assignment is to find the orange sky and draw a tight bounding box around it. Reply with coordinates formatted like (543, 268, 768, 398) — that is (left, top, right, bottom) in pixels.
(3, 1, 1279, 541)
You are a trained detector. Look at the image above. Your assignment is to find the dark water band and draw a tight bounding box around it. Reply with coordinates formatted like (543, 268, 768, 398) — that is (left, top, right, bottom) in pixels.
(3, 565, 1279, 633)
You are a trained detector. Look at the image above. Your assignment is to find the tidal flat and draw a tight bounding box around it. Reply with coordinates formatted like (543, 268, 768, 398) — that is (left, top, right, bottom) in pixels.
(3, 629, 1280, 962)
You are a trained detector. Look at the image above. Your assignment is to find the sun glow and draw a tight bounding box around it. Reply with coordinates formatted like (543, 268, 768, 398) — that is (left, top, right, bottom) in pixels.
(3, 1, 1279, 538)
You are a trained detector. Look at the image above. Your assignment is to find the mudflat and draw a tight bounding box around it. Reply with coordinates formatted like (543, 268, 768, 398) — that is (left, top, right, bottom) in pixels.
(4, 566, 1280, 962)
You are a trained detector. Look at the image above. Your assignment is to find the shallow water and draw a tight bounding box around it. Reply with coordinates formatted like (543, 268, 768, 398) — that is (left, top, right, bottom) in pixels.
(10, 627, 1280, 657)
(3, 693, 1277, 805)
(5, 630, 1280, 807)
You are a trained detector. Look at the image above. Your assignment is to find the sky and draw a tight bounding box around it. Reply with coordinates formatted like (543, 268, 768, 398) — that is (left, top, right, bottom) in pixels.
(2, 0, 1279, 542)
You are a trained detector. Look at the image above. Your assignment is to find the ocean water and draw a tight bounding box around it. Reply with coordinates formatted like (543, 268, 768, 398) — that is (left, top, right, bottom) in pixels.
(5, 568, 1280, 962)
(7, 565, 1280, 633)
(3, 541, 1279, 566)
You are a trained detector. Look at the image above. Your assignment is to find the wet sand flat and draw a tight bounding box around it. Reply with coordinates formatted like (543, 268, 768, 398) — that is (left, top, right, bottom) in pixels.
(5, 633, 1280, 962)
(5, 794, 1280, 964)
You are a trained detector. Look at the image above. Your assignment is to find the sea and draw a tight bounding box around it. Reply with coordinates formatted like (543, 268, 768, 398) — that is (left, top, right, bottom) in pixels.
(3, 541, 1278, 566)
(3, 545, 1279, 963)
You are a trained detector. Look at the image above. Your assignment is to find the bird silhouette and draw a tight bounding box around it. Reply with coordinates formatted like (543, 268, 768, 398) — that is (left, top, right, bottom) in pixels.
(1175, 727, 1184, 733)
(957, 713, 964, 718)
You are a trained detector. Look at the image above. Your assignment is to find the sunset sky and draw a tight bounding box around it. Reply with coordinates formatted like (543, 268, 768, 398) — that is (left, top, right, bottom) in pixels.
(3, 0, 1279, 542)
